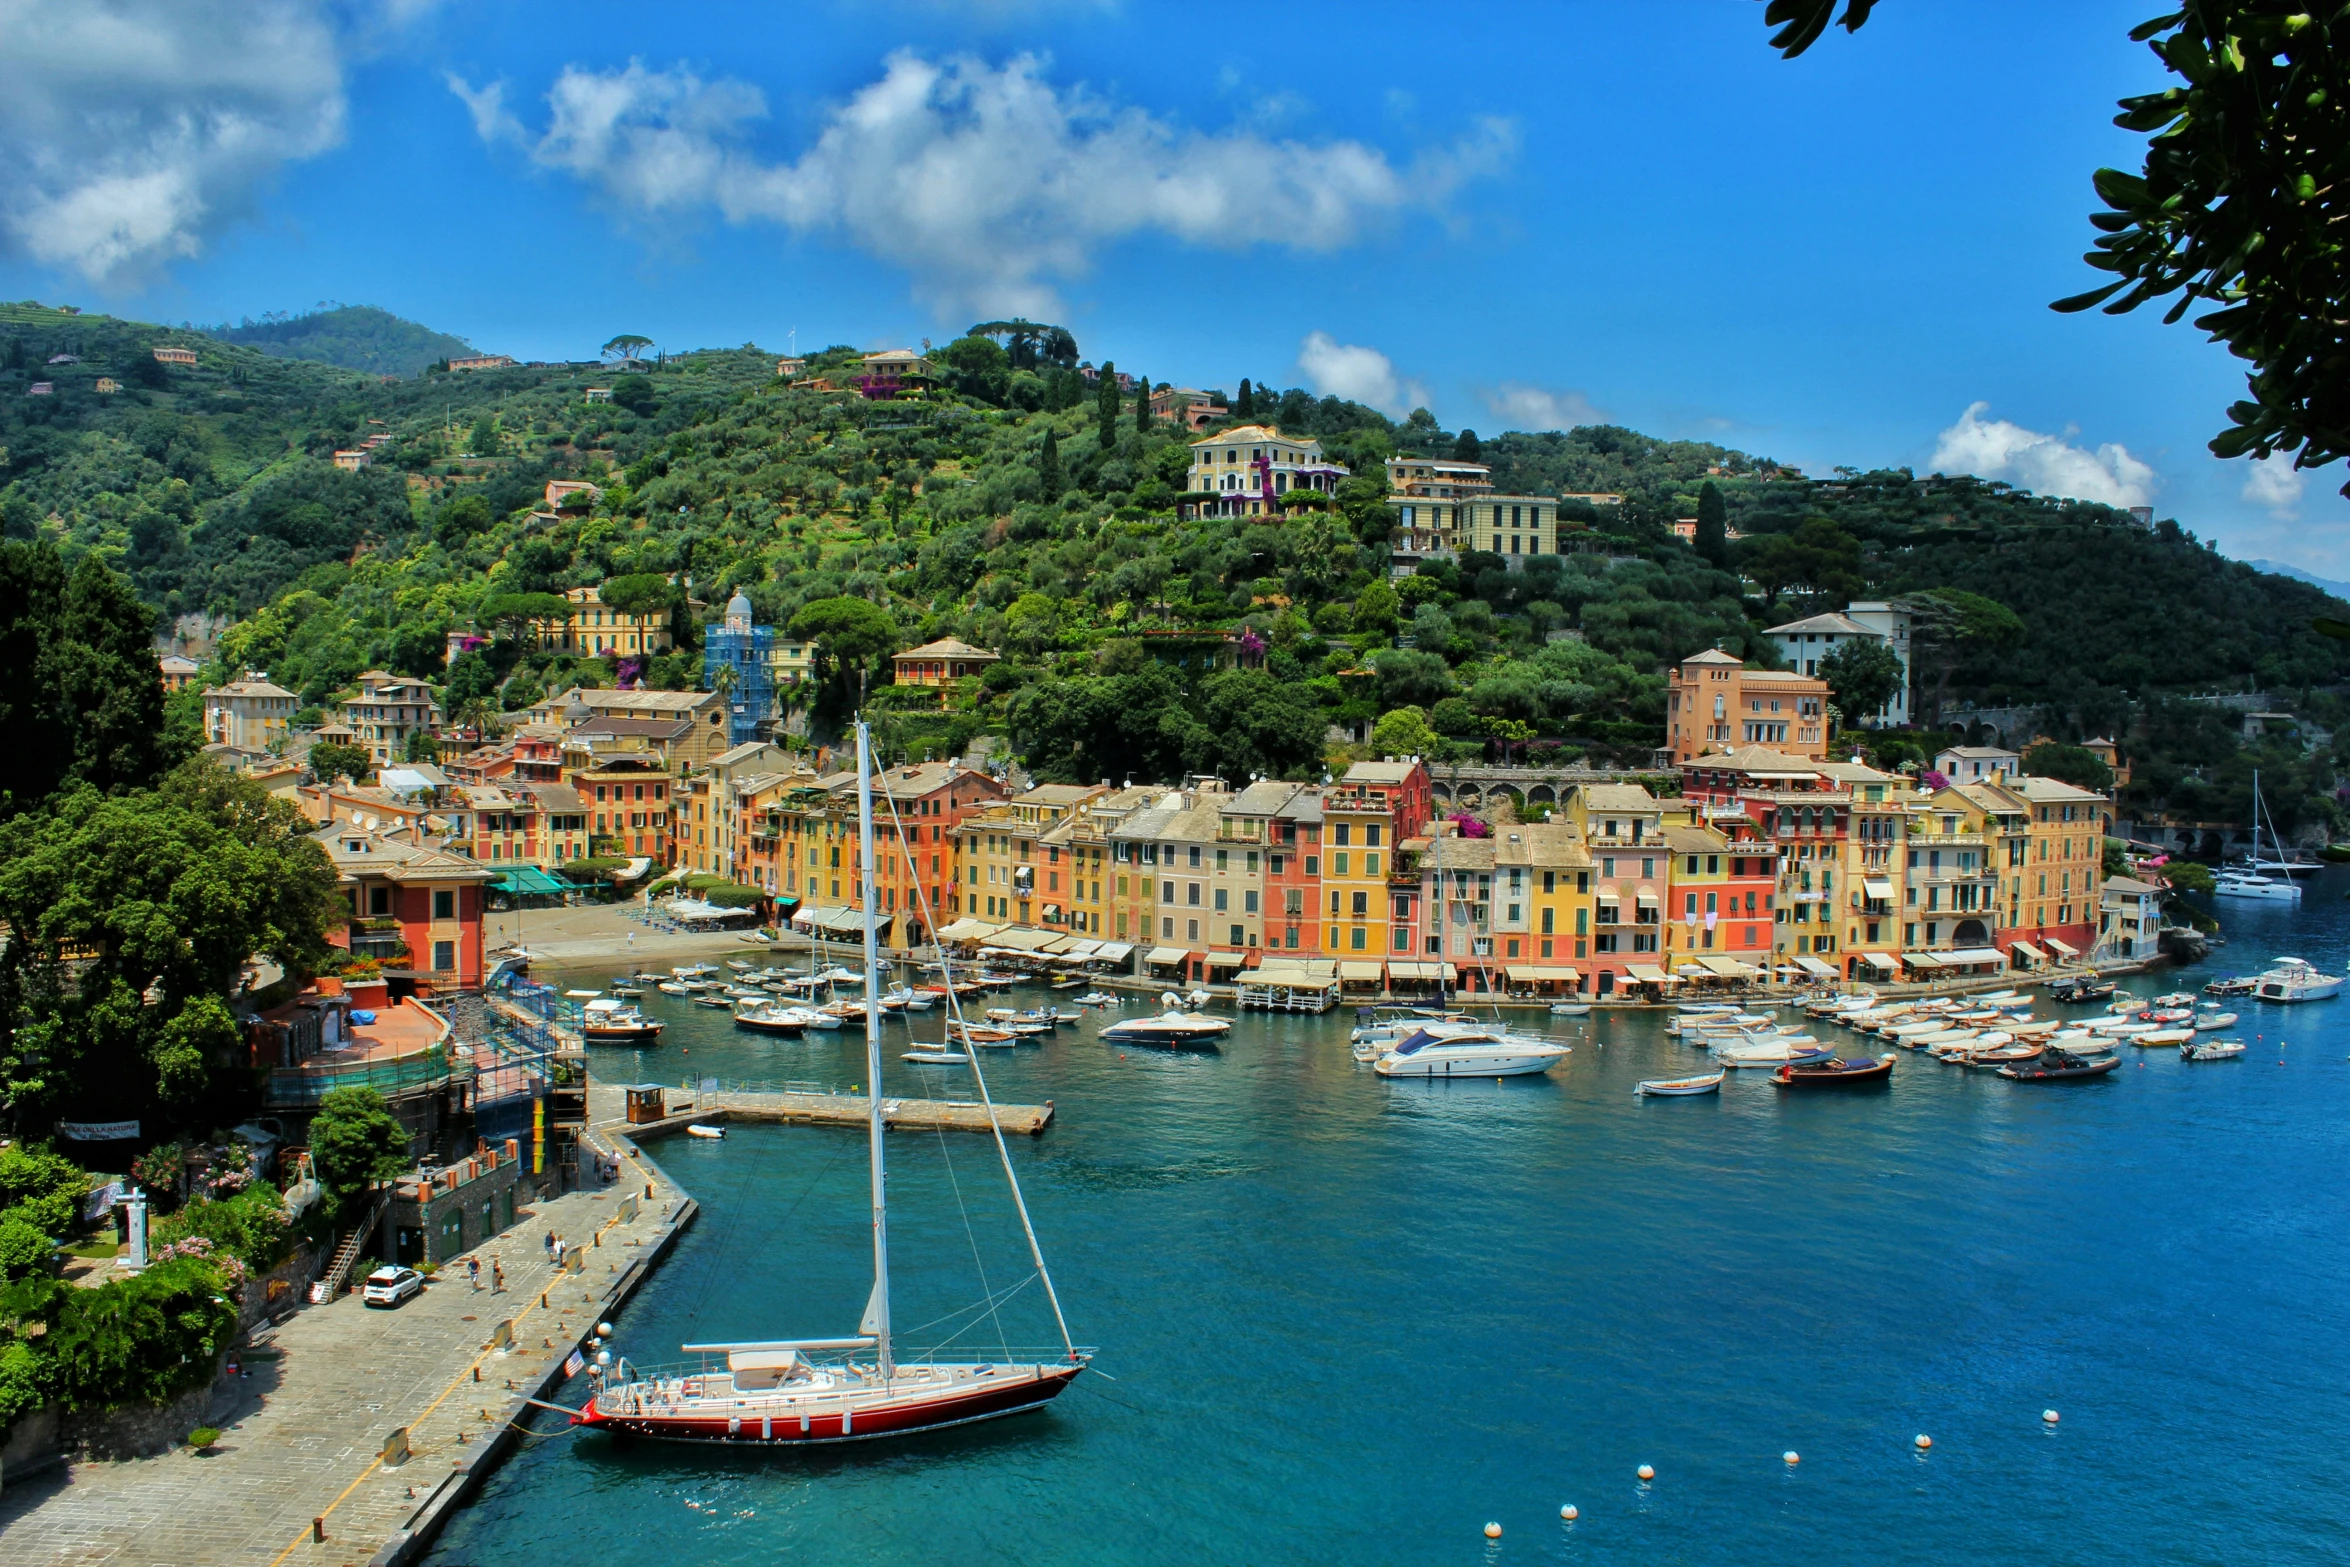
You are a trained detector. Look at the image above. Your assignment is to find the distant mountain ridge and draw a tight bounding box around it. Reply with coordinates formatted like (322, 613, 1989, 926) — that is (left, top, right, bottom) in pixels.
(206, 305, 475, 378)
(2245, 558, 2350, 604)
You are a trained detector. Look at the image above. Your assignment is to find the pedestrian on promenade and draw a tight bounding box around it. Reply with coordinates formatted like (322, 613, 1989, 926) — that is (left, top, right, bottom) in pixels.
(467, 1256, 481, 1290)
(554, 1236, 566, 1267)
(492, 1256, 505, 1292)
(544, 1230, 556, 1260)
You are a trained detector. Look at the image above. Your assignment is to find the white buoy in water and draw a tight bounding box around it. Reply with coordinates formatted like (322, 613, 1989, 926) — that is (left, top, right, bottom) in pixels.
(1637, 1464, 1655, 1481)
(1783, 1451, 1800, 1465)
(1483, 1522, 1502, 1539)
(1914, 1434, 1932, 1450)
(2042, 1409, 2060, 1424)
(1560, 1505, 1578, 1521)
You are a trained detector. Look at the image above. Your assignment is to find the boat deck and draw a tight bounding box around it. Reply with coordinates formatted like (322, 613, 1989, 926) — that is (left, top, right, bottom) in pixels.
(623, 1087, 1055, 1138)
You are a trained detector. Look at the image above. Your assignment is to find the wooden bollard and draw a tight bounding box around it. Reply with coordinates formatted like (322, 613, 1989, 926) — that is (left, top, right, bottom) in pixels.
(313, 1517, 325, 1542)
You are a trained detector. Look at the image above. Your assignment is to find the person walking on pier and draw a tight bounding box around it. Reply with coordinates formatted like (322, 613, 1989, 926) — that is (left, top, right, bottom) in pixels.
(467, 1255, 481, 1291)
(492, 1255, 505, 1293)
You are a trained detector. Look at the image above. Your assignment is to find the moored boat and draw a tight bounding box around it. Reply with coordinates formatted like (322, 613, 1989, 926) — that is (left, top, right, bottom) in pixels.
(1636, 1070, 1724, 1097)
(581, 998, 664, 1045)
(1100, 998, 1233, 1051)
(2181, 1038, 2247, 1061)
(1373, 1026, 1568, 1078)
(1998, 1047, 2120, 1081)
(1771, 1052, 1895, 1087)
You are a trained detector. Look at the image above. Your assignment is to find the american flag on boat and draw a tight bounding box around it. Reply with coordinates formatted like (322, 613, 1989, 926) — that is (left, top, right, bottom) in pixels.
(564, 1350, 586, 1378)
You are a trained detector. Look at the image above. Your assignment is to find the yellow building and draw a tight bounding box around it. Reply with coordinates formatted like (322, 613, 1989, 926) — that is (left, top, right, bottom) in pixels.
(1556, 783, 1667, 993)
(532, 584, 675, 659)
(956, 784, 1107, 927)
(1494, 823, 1591, 989)
(1321, 764, 1418, 959)
(1997, 774, 2108, 965)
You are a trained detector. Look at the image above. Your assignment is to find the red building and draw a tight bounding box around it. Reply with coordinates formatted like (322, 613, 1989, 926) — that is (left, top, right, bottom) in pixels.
(316, 825, 496, 991)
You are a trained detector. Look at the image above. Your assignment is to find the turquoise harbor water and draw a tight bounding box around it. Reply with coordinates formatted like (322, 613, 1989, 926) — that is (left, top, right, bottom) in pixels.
(430, 888, 2350, 1566)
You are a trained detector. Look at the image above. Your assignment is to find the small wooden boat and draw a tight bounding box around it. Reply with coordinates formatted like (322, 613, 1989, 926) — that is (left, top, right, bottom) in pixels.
(2181, 1038, 2246, 1061)
(948, 1022, 1020, 1048)
(1998, 1048, 2120, 1081)
(1772, 1053, 1895, 1088)
(1636, 1071, 1725, 1097)
(901, 1049, 970, 1065)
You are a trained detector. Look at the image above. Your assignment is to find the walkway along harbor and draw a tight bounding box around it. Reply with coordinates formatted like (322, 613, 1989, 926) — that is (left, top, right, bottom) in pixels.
(0, 1081, 711, 1567)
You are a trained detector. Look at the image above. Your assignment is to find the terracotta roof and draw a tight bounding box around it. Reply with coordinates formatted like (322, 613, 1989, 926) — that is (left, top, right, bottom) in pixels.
(896, 637, 998, 660)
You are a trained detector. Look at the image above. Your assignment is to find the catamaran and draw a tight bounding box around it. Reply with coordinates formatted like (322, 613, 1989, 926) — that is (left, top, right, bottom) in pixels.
(574, 722, 1086, 1445)
(2214, 770, 2304, 902)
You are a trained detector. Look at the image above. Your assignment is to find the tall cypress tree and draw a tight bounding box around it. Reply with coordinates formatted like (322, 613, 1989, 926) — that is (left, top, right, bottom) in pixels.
(1135, 372, 1151, 432)
(1038, 425, 1062, 501)
(1235, 378, 1254, 420)
(1097, 360, 1119, 449)
(1695, 479, 1729, 566)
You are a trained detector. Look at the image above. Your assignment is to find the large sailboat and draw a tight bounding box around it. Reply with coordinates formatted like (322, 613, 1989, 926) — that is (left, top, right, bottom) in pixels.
(2214, 770, 2303, 903)
(574, 723, 1086, 1445)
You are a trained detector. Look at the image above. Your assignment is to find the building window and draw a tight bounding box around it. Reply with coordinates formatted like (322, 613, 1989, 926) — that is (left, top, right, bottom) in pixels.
(433, 890, 455, 920)
(432, 940, 455, 971)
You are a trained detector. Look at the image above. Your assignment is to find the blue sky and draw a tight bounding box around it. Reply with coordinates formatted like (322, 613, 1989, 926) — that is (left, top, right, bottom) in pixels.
(4, 0, 2344, 574)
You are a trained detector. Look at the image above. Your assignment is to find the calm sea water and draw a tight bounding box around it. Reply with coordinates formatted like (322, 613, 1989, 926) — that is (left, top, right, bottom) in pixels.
(430, 888, 2350, 1566)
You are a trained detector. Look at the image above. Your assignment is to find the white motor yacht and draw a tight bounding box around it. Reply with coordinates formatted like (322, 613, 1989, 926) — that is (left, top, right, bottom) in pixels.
(2214, 869, 2301, 902)
(1100, 997, 1233, 1050)
(1373, 1027, 1568, 1078)
(2254, 957, 2343, 1003)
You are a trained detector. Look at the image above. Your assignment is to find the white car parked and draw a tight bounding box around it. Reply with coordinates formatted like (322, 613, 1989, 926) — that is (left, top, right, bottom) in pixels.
(361, 1265, 424, 1308)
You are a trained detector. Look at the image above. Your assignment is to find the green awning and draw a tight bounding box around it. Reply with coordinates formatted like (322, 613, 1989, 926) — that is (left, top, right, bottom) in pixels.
(491, 866, 569, 895)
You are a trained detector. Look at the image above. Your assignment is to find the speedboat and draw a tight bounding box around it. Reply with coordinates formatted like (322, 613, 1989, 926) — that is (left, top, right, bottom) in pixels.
(2254, 957, 2343, 1003)
(1999, 1048, 2119, 1081)
(2181, 1039, 2247, 1061)
(1100, 999, 1232, 1051)
(1636, 1071, 1724, 1097)
(656, 981, 692, 996)
(581, 999, 663, 1045)
(1074, 991, 1121, 1008)
(1373, 1027, 1568, 1078)
(1771, 1052, 1894, 1087)
(2203, 975, 2257, 998)
(734, 1003, 816, 1037)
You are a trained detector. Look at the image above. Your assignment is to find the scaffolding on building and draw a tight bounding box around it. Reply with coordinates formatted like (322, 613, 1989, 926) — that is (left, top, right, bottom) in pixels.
(703, 590, 776, 745)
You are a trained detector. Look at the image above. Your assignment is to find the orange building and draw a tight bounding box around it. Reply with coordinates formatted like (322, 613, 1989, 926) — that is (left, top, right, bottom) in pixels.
(1665, 649, 1834, 764)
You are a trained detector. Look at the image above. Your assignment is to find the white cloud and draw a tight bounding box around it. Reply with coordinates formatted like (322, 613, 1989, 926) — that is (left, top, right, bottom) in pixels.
(1296, 332, 1430, 420)
(464, 51, 1513, 317)
(1928, 401, 2159, 508)
(0, 1, 360, 285)
(2242, 451, 2306, 517)
(1480, 382, 1605, 433)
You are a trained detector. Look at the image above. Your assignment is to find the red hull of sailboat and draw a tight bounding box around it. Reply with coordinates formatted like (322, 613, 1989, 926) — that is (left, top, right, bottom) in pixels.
(572, 1363, 1082, 1445)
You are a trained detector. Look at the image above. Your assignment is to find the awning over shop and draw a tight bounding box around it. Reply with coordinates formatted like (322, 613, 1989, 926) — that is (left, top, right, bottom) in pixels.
(2008, 941, 2047, 964)
(984, 926, 1056, 951)
(1700, 955, 1761, 978)
(1058, 938, 1100, 958)
(1144, 946, 1191, 968)
(1385, 960, 1456, 982)
(2045, 936, 2080, 958)
(1626, 964, 1676, 984)
(934, 918, 1002, 943)
(1795, 955, 1840, 978)
(1091, 941, 1136, 963)
(793, 905, 864, 935)
(1858, 951, 1901, 971)
(1943, 946, 2007, 966)
(1247, 961, 1305, 984)
(1206, 952, 1247, 972)
(490, 866, 569, 895)
(1903, 952, 1945, 968)
(1503, 965, 1582, 983)
(1337, 960, 1386, 982)
(1863, 878, 1896, 901)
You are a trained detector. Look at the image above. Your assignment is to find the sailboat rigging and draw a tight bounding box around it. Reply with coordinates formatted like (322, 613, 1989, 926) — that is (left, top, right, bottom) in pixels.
(2214, 769, 2303, 903)
(573, 721, 1086, 1445)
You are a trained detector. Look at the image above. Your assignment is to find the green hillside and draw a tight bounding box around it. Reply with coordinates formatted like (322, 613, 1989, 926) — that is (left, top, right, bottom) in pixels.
(206, 305, 479, 378)
(2, 304, 2345, 831)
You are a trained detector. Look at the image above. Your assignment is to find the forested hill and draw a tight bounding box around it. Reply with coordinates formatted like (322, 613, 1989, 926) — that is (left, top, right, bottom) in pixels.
(2, 300, 2347, 832)
(206, 305, 478, 378)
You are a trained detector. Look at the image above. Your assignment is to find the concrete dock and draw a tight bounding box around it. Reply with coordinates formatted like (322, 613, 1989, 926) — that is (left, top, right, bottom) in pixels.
(633, 1085, 1055, 1138)
(0, 1083, 696, 1567)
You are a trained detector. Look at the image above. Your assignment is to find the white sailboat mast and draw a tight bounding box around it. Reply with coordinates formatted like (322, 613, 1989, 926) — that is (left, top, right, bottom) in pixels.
(857, 721, 894, 1378)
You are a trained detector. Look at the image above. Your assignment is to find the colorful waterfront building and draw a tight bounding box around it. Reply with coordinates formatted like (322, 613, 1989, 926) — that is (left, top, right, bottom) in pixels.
(1320, 761, 1433, 962)
(1220, 780, 1326, 959)
(2001, 775, 2109, 966)
(1664, 650, 1834, 764)
(1557, 783, 1668, 996)
(1491, 822, 1591, 994)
